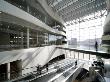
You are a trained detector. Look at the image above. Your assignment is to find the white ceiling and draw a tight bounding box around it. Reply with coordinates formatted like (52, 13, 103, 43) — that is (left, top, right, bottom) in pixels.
(47, 0, 107, 22)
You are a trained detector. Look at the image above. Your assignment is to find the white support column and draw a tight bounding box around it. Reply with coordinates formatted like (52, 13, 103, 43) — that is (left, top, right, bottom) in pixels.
(44, 33, 47, 45)
(78, 52, 79, 59)
(48, 34, 50, 45)
(21, 32, 23, 48)
(27, 5, 29, 13)
(7, 63, 10, 80)
(47, 33, 49, 45)
(83, 53, 84, 59)
(89, 54, 90, 60)
(27, 28, 29, 48)
(37, 32, 39, 46)
(70, 50, 71, 58)
(74, 51, 75, 59)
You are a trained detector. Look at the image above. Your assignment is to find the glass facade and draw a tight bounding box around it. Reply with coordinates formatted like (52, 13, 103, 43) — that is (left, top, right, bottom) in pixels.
(66, 10, 107, 50)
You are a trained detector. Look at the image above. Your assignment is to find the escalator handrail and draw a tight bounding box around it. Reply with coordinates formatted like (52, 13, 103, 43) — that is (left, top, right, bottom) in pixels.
(95, 71, 106, 82)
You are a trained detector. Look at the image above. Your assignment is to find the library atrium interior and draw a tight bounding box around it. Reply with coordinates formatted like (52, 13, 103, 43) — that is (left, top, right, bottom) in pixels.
(0, 0, 110, 82)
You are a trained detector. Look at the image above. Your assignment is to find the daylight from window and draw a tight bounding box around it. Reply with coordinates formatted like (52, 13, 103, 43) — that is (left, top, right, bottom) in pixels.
(66, 10, 107, 48)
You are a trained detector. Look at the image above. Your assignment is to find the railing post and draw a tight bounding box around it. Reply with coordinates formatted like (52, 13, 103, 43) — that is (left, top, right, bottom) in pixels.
(70, 50, 71, 58)
(78, 52, 79, 59)
(89, 53, 90, 60)
(83, 53, 84, 59)
(74, 51, 75, 59)
(73, 51, 75, 58)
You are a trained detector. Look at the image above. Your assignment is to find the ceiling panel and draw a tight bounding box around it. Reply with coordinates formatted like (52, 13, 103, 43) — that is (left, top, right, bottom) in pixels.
(46, 0, 107, 22)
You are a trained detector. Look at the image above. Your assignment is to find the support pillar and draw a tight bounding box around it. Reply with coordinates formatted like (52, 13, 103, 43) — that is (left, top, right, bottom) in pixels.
(83, 53, 84, 59)
(21, 32, 23, 48)
(27, 28, 29, 48)
(37, 32, 39, 46)
(27, 5, 29, 13)
(65, 50, 67, 58)
(74, 51, 75, 59)
(48, 33, 49, 45)
(70, 50, 71, 58)
(7, 63, 10, 80)
(47, 33, 49, 45)
(89, 54, 90, 60)
(78, 52, 79, 59)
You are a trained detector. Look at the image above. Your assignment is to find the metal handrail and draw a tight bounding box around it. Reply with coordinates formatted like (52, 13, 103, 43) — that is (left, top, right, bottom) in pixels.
(56, 47, 110, 58)
(95, 71, 106, 82)
(80, 72, 89, 80)
(10, 59, 73, 81)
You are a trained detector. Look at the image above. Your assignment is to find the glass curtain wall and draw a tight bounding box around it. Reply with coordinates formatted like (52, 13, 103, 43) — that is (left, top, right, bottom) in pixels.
(66, 10, 107, 50)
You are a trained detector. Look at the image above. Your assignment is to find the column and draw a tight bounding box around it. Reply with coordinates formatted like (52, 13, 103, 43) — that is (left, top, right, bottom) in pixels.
(47, 33, 49, 45)
(70, 50, 71, 58)
(45, 33, 48, 45)
(55, 35, 56, 45)
(89, 54, 90, 60)
(83, 53, 84, 59)
(21, 32, 23, 48)
(27, 28, 29, 48)
(27, 5, 29, 13)
(78, 52, 79, 59)
(74, 51, 75, 59)
(7, 63, 10, 80)
(37, 31, 39, 46)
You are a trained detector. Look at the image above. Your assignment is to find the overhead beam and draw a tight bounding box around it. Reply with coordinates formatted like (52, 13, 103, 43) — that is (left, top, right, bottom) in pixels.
(56, 0, 78, 12)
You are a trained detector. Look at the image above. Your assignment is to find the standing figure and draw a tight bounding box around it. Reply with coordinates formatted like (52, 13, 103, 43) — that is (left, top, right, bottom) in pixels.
(37, 65, 42, 75)
(75, 60, 77, 68)
(95, 41, 98, 51)
(46, 64, 48, 72)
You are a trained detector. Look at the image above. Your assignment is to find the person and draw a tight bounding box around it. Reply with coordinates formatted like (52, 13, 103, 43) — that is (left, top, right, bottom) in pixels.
(95, 41, 98, 51)
(75, 60, 77, 68)
(46, 63, 48, 72)
(37, 65, 42, 75)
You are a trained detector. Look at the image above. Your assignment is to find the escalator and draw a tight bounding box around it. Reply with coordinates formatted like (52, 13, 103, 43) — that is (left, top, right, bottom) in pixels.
(72, 68, 106, 82)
